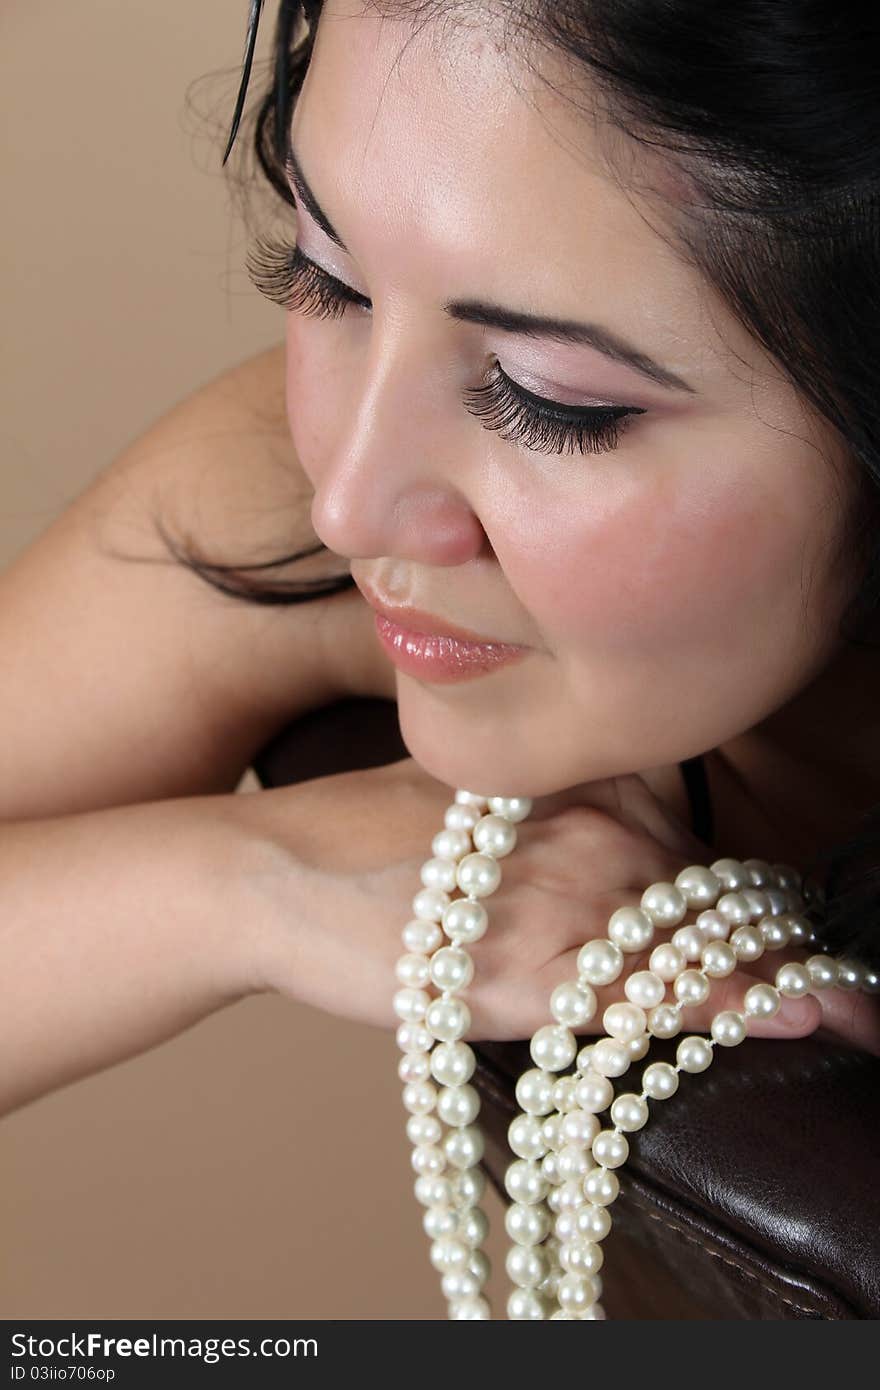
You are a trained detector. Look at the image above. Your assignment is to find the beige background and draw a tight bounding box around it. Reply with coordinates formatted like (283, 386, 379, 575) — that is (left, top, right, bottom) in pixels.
(0, 0, 508, 1318)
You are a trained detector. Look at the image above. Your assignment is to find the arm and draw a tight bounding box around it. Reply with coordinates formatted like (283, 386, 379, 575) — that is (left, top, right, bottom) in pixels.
(0, 343, 360, 820)
(0, 791, 287, 1119)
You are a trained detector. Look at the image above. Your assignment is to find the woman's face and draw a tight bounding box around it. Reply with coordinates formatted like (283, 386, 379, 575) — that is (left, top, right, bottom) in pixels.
(284, 0, 854, 797)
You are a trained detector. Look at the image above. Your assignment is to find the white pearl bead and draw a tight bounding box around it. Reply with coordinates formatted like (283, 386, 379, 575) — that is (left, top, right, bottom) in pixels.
(628, 1033, 650, 1060)
(516, 1068, 556, 1116)
(743, 889, 773, 921)
(673, 969, 711, 1006)
(455, 789, 489, 806)
(432, 827, 471, 861)
(426, 996, 471, 1042)
(505, 1159, 549, 1205)
(396, 1020, 433, 1053)
(557, 1272, 598, 1312)
(592, 1129, 629, 1168)
(430, 1040, 476, 1087)
(420, 856, 459, 892)
(711, 1010, 747, 1046)
(441, 897, 487, 944)
(450, 1294, 492, 1318)
(624, 970, 666, 1009)
(444, 1125, 484, 1169)
(560, 1237, 604, 1276)
(407, 1113, 442, 1145)
(649, 943, 686, 981)
(641, 1061, 679, 1100)
(590, 1038, 631, 1078)
(647, 1003, 682, 1039)
(472, 813, 518, 858)
(675, 864, 723, 908)
(695, 909, 731, 940)
(530, 1023, 578, 1072)
(837, 959, 863, 990)
(508, 1114, 549, 1161)
(445, 1270, 486, 1304)
(414, 1174, 453, 1207)
(716, 891, 753, 927)
(765, 888, 793, 917)
(550, 980, 597, 1027)
(701, 941, 737, 978)
(556, 1143, 592, 1181)
(640, 882, 687, 928)
(609, 1092, 649, 1131)
(771, 862, 802, 892)
(551, 1075, 579, 1112)
(429, 945, 474, 993)
(676, 1035, 714, 1072)
(506, 1201, 551, 1246)
(729, 924, 765, 962)
(459, 1206, 490, 1247)
(608, 905, 656, 951)
(574, 1203, 612, 1241)
(396, 952, 431, 988)
(775, 962, 812, 997)
(424, 1205, 459, 1239)
(806, 953, 837, 988)
(455, 852, 501, 897)
(430, 1236, 470, 1273)
(444, 802, 481, 832)
(786, 913, 812, 944)
(399, 1051, 432, 1084)
(507, 1288, 545, 1319)
(403, 1080, 438, 1115)
(541, 1113, 565, 1149)
(574, 1070, 615, 1113)
(506, 1244, 547, 1288)
(577, 938, 625, 986)
(710, 858, 751, 891)
(760, 916, 792, 949)
(438, 1082, 481, 1127)
(583, 1167, 620, 1205)
(393, 987, 431, 1022)
(561, 1110, 600, 1146)
(602, 1001, 647, 1041)
(743, 857, 776, 888)
(402, 918, 444, 954)
(671, 925, 705, 961)
(412, 886, 451, 921)
(486, 795, 533, 822)
(743, 982, 780, 1018)
(412, 1144, 447, 1176)
(453, 1168, 485, 1207)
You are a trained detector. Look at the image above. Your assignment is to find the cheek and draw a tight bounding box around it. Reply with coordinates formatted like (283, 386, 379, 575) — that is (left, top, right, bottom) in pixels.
(497, 456, 827, 664)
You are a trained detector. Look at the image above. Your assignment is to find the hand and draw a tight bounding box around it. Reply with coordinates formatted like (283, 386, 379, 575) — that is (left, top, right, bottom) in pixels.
(257, 756, 879, 1054)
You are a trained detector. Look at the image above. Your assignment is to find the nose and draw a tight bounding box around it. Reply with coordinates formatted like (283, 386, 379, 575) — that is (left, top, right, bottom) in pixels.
(308, 337, 488, 567)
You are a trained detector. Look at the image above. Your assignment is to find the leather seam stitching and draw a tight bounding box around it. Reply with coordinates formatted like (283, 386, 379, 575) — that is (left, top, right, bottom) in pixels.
(619, 1191, 830, 1318)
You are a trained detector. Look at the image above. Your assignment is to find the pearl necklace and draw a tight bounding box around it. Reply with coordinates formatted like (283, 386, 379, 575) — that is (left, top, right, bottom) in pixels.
(393, 788, 878, 1319)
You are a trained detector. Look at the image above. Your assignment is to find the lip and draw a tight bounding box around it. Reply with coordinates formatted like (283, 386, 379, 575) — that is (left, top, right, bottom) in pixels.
(356, 583, 529, 683)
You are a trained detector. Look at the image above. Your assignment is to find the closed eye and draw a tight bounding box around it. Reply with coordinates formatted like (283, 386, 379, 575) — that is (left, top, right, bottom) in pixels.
(245, 233, 647, 458)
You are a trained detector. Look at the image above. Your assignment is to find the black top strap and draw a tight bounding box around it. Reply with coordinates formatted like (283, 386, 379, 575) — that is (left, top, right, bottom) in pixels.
(679, 754, 713, 845)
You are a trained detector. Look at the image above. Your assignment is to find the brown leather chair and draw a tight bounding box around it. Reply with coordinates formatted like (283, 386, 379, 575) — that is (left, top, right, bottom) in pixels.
(254, 695, 880, 1319)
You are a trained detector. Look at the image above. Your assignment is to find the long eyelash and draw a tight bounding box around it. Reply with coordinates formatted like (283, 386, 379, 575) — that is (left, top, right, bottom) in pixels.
(245, 234, 366, 320)
(245, 235, 645, 458)
(463, 361, 645, 457)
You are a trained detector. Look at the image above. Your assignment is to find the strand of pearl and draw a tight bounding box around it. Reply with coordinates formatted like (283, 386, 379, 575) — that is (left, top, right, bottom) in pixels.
(393, 789, 878, 1319)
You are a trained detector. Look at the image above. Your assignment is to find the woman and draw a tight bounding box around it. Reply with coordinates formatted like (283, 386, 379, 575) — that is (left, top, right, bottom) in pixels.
(1, 0, 878, 1128)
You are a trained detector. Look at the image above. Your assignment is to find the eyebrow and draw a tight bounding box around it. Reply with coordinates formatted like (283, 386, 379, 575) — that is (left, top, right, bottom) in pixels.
(285, 146, 696, 395)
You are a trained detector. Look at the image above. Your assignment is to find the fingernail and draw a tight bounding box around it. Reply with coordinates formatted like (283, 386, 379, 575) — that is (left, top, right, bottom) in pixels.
(752, 994, 821, 1036)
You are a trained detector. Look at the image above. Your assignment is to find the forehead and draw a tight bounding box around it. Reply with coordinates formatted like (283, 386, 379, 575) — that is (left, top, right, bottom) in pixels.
(296, 3, 680, 273)
(293, 1, 780, 398)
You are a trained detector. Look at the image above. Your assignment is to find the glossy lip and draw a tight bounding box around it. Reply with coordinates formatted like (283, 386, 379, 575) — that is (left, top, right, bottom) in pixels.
(373, 613, 529, 683)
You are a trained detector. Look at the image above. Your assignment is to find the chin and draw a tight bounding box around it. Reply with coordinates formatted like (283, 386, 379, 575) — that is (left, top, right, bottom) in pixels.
(395, 696, 571, 800)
